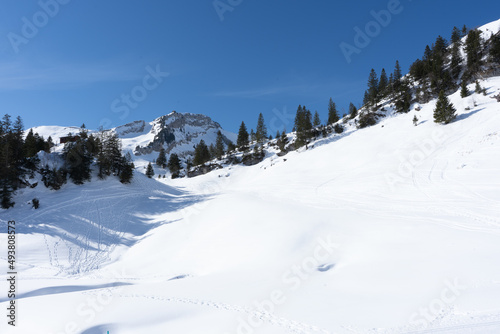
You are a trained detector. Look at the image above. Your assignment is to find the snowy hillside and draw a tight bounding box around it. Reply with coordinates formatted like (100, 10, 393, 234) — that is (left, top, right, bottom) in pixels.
(1, 73, 499, 333)
(30, 112, 237, 161)
(2, 18, 500, 334)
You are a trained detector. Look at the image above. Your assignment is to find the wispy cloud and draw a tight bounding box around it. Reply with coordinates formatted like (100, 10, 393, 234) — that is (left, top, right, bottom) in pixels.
(0, 61, 144, 91)
(211, 84, 315, 98)
(211, 80, 365, 99)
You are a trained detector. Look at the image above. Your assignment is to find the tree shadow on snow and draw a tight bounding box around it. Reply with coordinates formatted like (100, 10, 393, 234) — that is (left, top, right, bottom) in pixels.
(456, 107, 485, 122)
(0, 282, 132, 303)
(5, 174, 213, 272)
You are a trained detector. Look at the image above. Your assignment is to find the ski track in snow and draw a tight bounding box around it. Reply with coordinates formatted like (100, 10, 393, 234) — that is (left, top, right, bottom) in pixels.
(119, 293, 332, 334)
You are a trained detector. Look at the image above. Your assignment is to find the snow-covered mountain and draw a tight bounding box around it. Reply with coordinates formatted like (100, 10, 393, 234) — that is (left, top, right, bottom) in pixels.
(2, 18, 500, 334)
(30, 111, 237, 159)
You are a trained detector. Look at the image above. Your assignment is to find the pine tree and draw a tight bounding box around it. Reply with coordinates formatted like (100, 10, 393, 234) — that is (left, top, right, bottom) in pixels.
(119, 160, 134, 184)
(433, 35, 448, 56)
(156, 148, 167, 168)
(434, 90, 457, 124)
(313, 111, 321, 127)
(465, 29, 483, 76)
(63, 139, 92, 185)
(255, 113, 267, 143)
(1, 183, 14, 209)
(490, 34, 500, 65)
(460, 81, 470, 98)
(24, 129, 38, 158)
(395, 79, 412, 113)
(393, 60, 402, 90)
(167, 153, 182, 177)
(461, 25, 468, 37)
(294, 105, 313, 148)
(208, 144, 216, 160)
(327, 98, 340, 125)
(378, 68, 388, 96)
(146, 162, 155, 178)
(349, 103, 358, 119)
(367, 68, 379, 107)
(96, 132, 123, 178)
(215, 130, 225, 159)
(236, 121, 249, 148)
(277, 130, 288, 152)
(451, 26, 462, 45)
(193, 140, 210, 166)
(250, 129, 256, 142)
(450, 42, 462, 80)
(475, 80, 486, 95)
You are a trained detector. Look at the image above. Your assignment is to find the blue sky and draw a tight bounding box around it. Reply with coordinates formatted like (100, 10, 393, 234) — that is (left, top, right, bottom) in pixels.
(1, 0, 499, 135)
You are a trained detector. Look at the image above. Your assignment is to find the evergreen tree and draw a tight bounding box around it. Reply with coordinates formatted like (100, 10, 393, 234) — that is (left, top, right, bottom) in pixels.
(313, 111, 321, 127)
(119, 159, 134, 184)
(24, 129, 37, 157)
(451, 26, 462, 45)
(395, 79, 412, 113)
(226, 141, 236, 153)
(46, 136, 54, 152)
(193, 140, 210, 166)
(450, 42, 462, 80)
(462, 25, 468, 37)
(208, 144, 216, 160)
(378, 68, 388, 96)
(215, 130, 225, 159)
(250, 129, 256, 142)
(327, 98, 340, 125)
(294, 105, 313, 147)
(433, 35, 448, 56)
(167, 153, 182, 177)
(465, 29, 483, 76)
(156, 148, 167, 168)
(434, 90, 457, 124)
(277, 130, 288, 152)
(489, 34, 500, 65)
(460, 81, 470, 98)
(393, 60, 402, 90)
(475, 80, 486, 95)
(1, 183, 14, 209)
(146, 162, 155, 178)
(255, 113, 267, 143)
(367, 68, 379, 107)
(349, 103, 358, 119)
(236, 121, 249, 148)
(63, 139, 92, 185)
(96, 132, 123, 179)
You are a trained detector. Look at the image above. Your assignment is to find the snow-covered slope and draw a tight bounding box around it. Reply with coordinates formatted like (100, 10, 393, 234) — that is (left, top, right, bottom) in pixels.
(2, 74, 500, 333)
(30, 112, 237, 160)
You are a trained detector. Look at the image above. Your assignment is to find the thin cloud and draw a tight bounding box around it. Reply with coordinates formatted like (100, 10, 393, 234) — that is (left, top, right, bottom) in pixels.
(212, 84, 313, 98)
(0, 61, 144, 91)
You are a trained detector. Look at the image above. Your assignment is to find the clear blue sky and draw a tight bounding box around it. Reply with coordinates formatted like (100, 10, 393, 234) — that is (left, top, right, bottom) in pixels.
(1, 0, 499, 134)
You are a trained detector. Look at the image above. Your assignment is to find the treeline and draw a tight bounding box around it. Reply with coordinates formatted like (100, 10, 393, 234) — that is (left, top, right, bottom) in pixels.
(354, 24, 500, 126)
(0, 115, 54, 208)
(0, 118, 134, 209)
